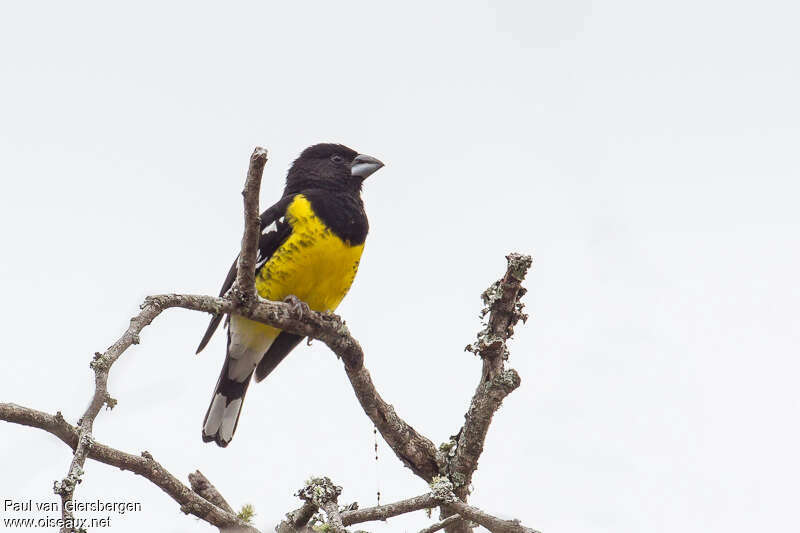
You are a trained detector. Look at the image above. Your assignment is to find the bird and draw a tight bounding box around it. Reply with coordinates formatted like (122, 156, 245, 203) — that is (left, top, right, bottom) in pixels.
(195, 143, 384, 447)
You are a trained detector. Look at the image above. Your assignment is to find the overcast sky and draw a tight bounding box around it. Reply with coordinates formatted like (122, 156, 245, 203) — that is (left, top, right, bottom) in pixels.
(1, 1, 798, 532)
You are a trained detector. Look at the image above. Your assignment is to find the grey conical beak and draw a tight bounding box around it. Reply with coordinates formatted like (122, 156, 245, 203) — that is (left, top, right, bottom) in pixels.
(351, 154, 385, 179)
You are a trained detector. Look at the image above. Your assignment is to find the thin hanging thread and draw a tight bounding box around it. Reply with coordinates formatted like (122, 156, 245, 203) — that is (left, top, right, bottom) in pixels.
(374, 425, 381, 506)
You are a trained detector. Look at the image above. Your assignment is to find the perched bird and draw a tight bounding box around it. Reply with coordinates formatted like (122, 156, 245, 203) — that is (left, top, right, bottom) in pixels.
(196, 143, 384, 447)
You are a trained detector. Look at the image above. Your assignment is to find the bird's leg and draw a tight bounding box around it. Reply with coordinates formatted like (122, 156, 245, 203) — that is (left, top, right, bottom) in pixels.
(283, 294, 311, 320)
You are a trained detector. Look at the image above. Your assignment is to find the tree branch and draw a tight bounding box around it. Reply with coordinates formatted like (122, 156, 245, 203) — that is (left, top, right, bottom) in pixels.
(0, 403, 257, 533)
(276, 501, 317, 533)
(1, 146, 537, 533)
(445, 253, 532, 532)
(6, 290, 439, 529)
(443, 500, 539, 533)
(468, 253, 533, 381)
(233, 146, 268, 304)
(449, 368, 521, 487)
(189, 470, 235, 514)
(342, 364, 441, 481)
(337, 478, 540, 533)
(431, 477, 539, 533)
(340, 492, 438, 525)
(53, 283, 185, 531)
(144, 292, 441, 481)
(320, 500, 346, 533)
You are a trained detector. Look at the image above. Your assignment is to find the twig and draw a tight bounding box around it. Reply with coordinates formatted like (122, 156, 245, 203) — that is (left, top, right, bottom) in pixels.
(443, 500, 539, 533)
(47, 147, 265, 532)
(276, 501, 317, 533)
(430, 477, 539, 533)
(468, 253, 533, 381)
(453, 254, 532, 484)
(53, 289, 176, 531)
(343, 364, 441, 480)
(449, 367, 521, 487)
(446, 253, 532, 532)
(340, 492, 438, 525)
(0, 403, 257, 532)
(320, 501, 346, 533)
(144, 292, 441, 481)
(233, 147, 268, 304)
(189, 470, 235, 514)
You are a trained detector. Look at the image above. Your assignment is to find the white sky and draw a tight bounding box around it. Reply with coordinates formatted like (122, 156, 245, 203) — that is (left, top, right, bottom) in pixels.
(1, 1, 798, 532)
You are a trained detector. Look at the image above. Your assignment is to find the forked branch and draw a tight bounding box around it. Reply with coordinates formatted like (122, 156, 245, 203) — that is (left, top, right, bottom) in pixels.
(444, 253, 532, 532)
(0, 403, 256, 532)
(0, 147, 537, 533)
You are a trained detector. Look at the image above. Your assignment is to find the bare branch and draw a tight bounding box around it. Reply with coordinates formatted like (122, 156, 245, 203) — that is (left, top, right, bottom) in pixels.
(276, 502, 317, 533)
(9, 290, 439, 526)
(343, 365, 441, 481)
(430, 477, 539, 533)
(437, 253, 532, 533)
(449, 367, 521, 487)
(281, 488, 441, 529)
(44, 147, 267, 531)
(53, 287, 178, 531)
(443, 501, 539, 533)
(467, 253, 533, 380)
(341, 492, 438, 525)
(233, 146, 268, 304)
(189, 470, 235, 514)
(336, 478, 539, 533)
(450, 254, 532, 495)
(0, 403, 257, 533)
(144, 292, 441, 481)
(320, 501, 346, 533)
(0, 143, 533, 533)
(2, 143, 537, 533)
(0, 404, 77, 446)
(2, 258, 531, 533)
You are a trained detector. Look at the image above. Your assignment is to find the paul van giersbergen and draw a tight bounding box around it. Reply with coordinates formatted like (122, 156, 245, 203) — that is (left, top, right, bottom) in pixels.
(3, 498, 141, 514)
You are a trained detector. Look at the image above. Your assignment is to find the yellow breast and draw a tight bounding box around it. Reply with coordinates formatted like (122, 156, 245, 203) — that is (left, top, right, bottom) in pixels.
(255, 194, 365, 313)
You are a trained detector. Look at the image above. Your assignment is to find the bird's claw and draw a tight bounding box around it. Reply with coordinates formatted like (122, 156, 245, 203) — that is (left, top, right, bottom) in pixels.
(284, 295, 311, 319)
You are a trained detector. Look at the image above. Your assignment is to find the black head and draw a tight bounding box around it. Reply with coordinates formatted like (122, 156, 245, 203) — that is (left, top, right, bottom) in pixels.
(284, 143, 384, 196)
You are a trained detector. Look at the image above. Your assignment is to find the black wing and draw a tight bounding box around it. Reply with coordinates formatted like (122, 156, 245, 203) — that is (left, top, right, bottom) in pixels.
(254, 332, 304, 382)
(195, 195, 295, 354)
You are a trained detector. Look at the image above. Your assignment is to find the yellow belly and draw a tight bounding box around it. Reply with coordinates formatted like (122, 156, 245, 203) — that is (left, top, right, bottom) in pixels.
(255, 194, 364, 313)
(230, 194, 364, 360)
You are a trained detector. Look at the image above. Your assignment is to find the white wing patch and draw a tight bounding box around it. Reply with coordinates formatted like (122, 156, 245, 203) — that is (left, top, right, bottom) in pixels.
(256, 217, 285, 269)
(262, 220, 278, 235)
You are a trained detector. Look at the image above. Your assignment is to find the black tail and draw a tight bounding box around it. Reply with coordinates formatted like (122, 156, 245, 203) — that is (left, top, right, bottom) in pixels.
(201, 356, 252, 447)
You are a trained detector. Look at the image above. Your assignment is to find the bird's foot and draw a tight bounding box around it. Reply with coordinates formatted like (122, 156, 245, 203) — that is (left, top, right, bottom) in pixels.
(284, 295, 311, 319)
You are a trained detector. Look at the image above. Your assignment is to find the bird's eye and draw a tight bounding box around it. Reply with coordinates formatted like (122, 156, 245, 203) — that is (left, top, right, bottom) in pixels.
(330, 154, 344, 164)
